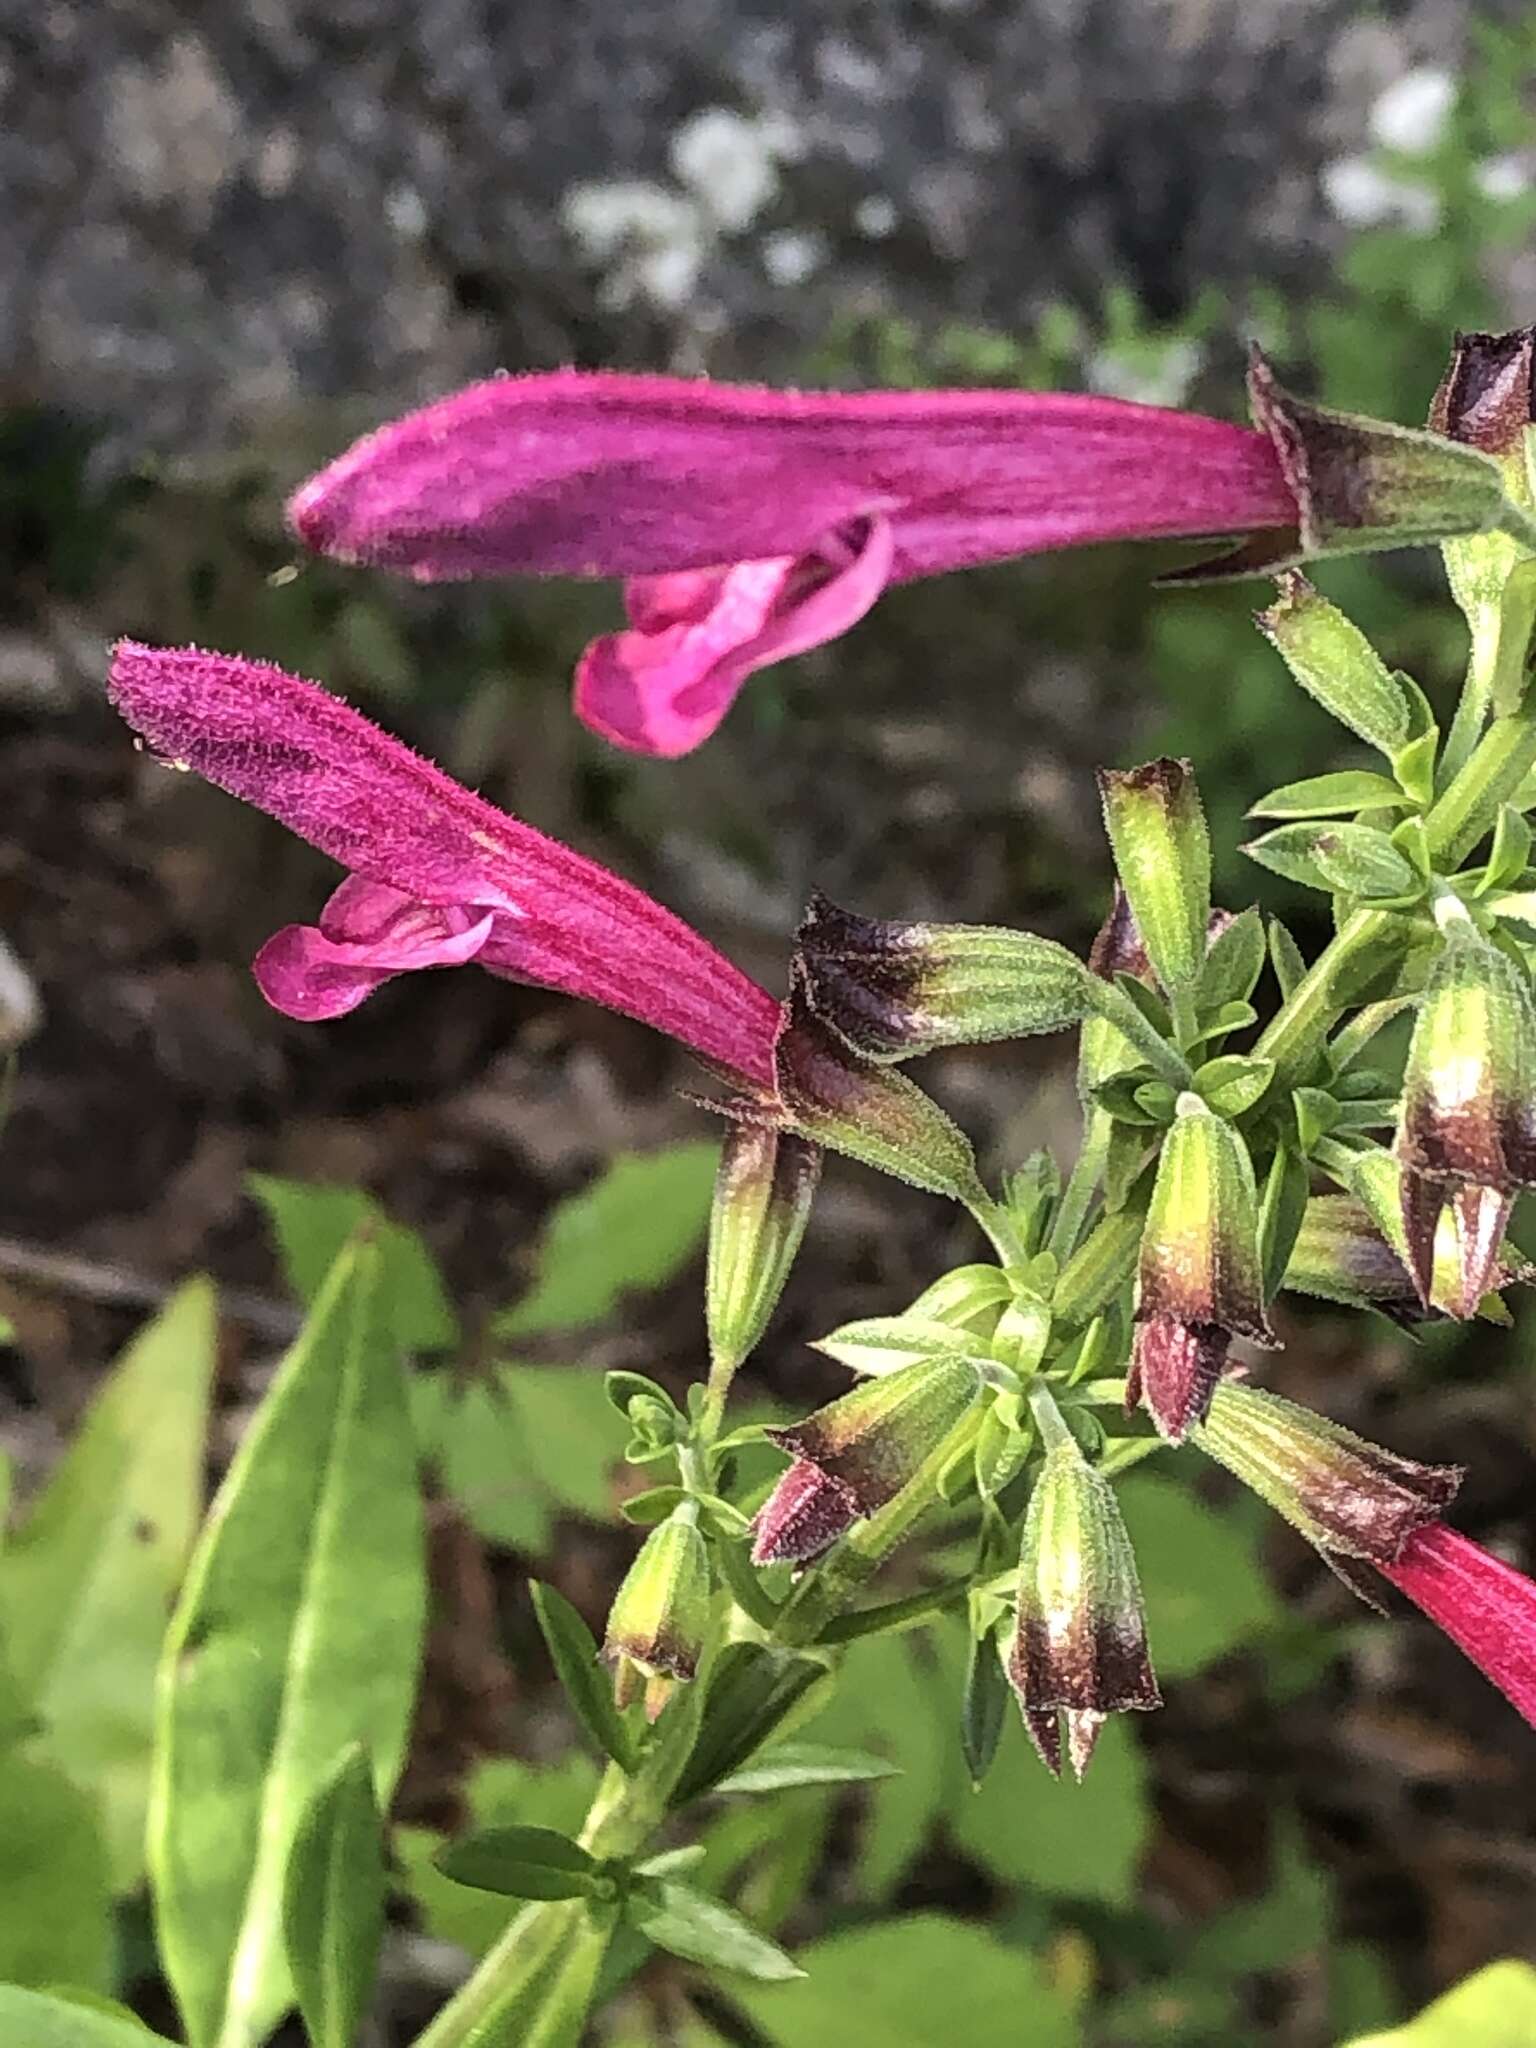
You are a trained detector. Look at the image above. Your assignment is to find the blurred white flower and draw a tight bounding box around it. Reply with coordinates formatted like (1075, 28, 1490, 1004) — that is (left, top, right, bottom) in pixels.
(1370, 68, 1456, 156)
(1322, 156, 1442, 234)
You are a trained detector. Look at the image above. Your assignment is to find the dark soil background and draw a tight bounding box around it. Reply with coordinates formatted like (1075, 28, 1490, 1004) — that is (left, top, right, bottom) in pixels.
(3, 4, 1536, 2044)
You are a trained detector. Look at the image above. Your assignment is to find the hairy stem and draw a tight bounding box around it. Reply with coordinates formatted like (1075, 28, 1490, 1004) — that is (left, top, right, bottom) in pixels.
(1424, 703, 1536, 869)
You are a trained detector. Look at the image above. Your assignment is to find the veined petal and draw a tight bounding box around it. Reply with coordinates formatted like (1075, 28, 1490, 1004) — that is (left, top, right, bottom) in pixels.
(574, 515, 894, 756)
(288, 371, 1297, 585)
(1379, 1522, 1536, 1728)
(108, 641, 780, 1083)
(255, 878, 495, 1020)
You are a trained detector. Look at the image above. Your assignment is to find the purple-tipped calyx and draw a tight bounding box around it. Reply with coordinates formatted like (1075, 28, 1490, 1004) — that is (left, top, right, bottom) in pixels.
(1008, 1440, 1160, 1779)
(603, 1506, 714, 1720)
(1194, 1381, 1462, 1565)
(751, 1354, 982, 1567)
(1130, 1093, 1277, 1442)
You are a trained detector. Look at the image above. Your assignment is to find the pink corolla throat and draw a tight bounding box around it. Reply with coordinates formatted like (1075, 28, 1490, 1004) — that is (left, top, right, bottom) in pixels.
(107, 640, 779, 1088)
(1379, 1521, 1536, 1729)
(288, 370, 1299, 755)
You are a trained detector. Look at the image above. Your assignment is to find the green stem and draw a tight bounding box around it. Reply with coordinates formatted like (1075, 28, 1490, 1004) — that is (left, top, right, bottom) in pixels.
(1424, 702, 1536, 869)
(1081, 977, 1192, 1090)
(1439, 612, 1500, 790)
(1253, 907, 1399, 1085)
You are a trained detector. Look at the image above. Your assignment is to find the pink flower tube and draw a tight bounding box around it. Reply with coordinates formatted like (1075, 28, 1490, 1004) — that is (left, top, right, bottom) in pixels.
(1379, 1522, 1536, 1728)
(107, 640, 780, 1090)
(288, 372, 1298, 756)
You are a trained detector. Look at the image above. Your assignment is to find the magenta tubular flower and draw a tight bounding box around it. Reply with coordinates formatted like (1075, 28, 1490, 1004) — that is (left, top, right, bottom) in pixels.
(1379, 1523, 1536, 1729)
(287, 372, 1298, 756)
(106, 641, 780, 1088)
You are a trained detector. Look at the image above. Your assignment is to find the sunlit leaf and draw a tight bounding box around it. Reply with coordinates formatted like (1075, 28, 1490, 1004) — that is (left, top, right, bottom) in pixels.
(0, 1750, 113, 1989)
(0, 1279, 217, 1889)
(1342, 1960, 1536, 2048)
(498, 1143, 720, 1336)
(282, 1744, 386, 2048)
(149, 1239, 426, 2048)
(0, 1987, 175, 2046)
(733, 1913, 1079, 2045)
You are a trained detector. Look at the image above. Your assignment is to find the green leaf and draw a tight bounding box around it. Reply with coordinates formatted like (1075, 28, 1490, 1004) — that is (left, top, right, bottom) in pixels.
(1244, 821, 1419, 900)
(447, 1362, 630, 1553)
(812, 1315, 988, 1377)
(0, 1750, 113, 1989)
(0, 1988, 176, 2047)
(959, 1628, 1009, 1790)
(1117, 1473, 1280, 1678)
(733, 1913, 1080, 2046)
(670, 1644, 831, 1810)
(628, 1878, 804, 1983)
(0, 1278, 217, 1890)
(802, 1633, 952, 1898)
(948, 1709, 1148, 1907)
(1258, 1145, 1312, 1304)
(711, 1743, 902, 1795)
(249, 1175, 457, 1352)
(281, 1744, 385, 2048)
(1248, 770, 1411, 818)
(149, 1239, 426, 2048)
(1197, 907, 1267, 1008)
(394, 1753, 599, 1960)
(530, 1581, 637, 1773)
(1341, 1960, 1536, 2047)
(435, 1824, 599, 1900)
(1268, 917, 1308, 1001)
(1191, 1053, 1274, 1119)
(498, 1143, 720, 1337)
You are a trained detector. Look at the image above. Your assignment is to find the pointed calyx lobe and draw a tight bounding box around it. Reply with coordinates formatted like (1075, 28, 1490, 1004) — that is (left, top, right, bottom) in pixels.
(1395, 930, 1536, 1316)
(1429, 327, 1536, 461)
(287, 370, 1296, 754)
(106, 641, 781, 1089)
(1172, 347, 1527, 580)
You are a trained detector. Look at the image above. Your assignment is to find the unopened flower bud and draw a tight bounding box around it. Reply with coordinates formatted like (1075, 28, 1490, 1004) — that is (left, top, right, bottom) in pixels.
(1130, 1094, 1276, 1441)
(773, 976, 988, 1206)
(706, 1125, 821, 1379)
(1255, 572, 1414, 754)
(793, 892, 1088, 1062)
(603, 1505, 713, 1719)
(1194, 1381, 1462, 1564)
(1097, 759, 1211, 1006)
(1008, 1441, 1160, 1779)
(1395, 929, 1536, 1313)
(1283, 1192, 1423, 1322)
(1338, 1147, 1529, 1323)
(751, 1355, 981, 1566)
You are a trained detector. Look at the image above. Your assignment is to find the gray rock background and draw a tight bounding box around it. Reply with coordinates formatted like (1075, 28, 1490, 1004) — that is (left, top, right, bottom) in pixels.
(0, 0, 1509, 459)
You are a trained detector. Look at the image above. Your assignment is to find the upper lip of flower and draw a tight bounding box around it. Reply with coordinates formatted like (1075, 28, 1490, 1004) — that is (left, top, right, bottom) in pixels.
(286, 370, 1298, 756)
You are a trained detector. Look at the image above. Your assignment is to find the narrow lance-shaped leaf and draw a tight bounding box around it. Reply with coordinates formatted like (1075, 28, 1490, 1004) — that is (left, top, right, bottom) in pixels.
(627, 1877, 804, 1983)
(530, 1581, 638, 1774)
(0, 1987, 179, 2047)
(0, 1278, 217, 1891)
(148, 1239, 426, 2048)
(281, 1744, 386, 2048)
(434, 1825, 601, 1901)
